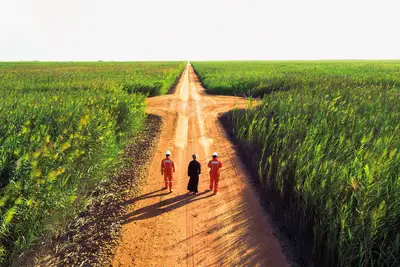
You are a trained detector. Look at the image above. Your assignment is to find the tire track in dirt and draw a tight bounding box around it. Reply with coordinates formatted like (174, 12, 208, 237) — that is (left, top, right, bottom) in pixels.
(112, 64, 288, 267)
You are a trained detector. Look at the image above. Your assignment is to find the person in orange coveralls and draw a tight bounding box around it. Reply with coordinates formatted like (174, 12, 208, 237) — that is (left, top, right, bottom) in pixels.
(161, 150, 175, 193)
(208, 152, 223, 194)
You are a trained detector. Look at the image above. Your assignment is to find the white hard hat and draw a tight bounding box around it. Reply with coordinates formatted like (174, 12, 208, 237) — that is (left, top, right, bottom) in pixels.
(165, 150, 171, 155)
(212, 152, 218, 157)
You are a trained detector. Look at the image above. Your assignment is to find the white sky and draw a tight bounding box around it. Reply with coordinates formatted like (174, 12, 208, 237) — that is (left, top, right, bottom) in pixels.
(0, 0, 399, 61)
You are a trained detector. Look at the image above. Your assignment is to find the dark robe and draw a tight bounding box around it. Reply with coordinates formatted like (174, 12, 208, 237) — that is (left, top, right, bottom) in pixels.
(187, 160, 201, 193)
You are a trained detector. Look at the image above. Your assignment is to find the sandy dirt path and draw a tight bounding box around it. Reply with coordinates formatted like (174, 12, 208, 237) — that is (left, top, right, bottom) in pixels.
(112, 64, 288, 267)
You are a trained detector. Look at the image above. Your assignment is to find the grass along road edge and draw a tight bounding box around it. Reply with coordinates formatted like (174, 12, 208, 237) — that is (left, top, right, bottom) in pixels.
(16, 114, 164, 267)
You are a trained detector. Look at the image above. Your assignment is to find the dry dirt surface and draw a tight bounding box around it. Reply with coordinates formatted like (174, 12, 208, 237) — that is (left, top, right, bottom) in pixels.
(112, 64, 289, 267)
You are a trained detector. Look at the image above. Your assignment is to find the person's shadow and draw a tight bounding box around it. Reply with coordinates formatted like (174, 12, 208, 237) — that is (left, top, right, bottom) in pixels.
(122, 191, 213, 224)
(121, 188, 170, 206)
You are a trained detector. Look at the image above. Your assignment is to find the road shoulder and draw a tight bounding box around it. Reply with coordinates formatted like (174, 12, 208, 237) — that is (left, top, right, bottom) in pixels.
(17, 115, 164, 267)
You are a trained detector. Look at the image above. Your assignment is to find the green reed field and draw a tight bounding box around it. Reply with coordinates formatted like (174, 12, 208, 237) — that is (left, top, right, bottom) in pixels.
(193, 61, 400, 267)
(0, 62, 184, 264)
(0, 61, 184, 96)
(193, 61, 400, 97)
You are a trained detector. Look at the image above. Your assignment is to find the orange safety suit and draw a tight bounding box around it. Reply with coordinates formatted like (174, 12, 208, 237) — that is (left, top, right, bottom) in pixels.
(161, 157, 175, 189)
(208, 158, 223, 193)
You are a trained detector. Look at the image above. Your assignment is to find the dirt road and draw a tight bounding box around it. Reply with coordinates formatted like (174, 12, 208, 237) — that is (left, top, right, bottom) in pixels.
(112, 64, 288, 267)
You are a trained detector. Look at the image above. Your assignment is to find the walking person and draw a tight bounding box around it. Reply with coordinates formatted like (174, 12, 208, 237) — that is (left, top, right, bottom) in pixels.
(187, 154, 201, 194)
(161, 150, 175, 193)
(208, 152, 223, 194)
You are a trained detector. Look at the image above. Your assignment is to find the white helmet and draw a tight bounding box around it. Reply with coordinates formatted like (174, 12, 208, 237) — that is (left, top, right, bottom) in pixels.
(165, 150, 171, 156)
(212, 152, 218, 157)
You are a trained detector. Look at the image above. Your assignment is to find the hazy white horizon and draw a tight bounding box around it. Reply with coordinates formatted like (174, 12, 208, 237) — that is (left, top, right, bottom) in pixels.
(1, 0, 399, 61)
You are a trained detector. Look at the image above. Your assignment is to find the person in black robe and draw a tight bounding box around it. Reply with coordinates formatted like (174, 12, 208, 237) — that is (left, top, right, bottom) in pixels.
(187, 154, 201, 193)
